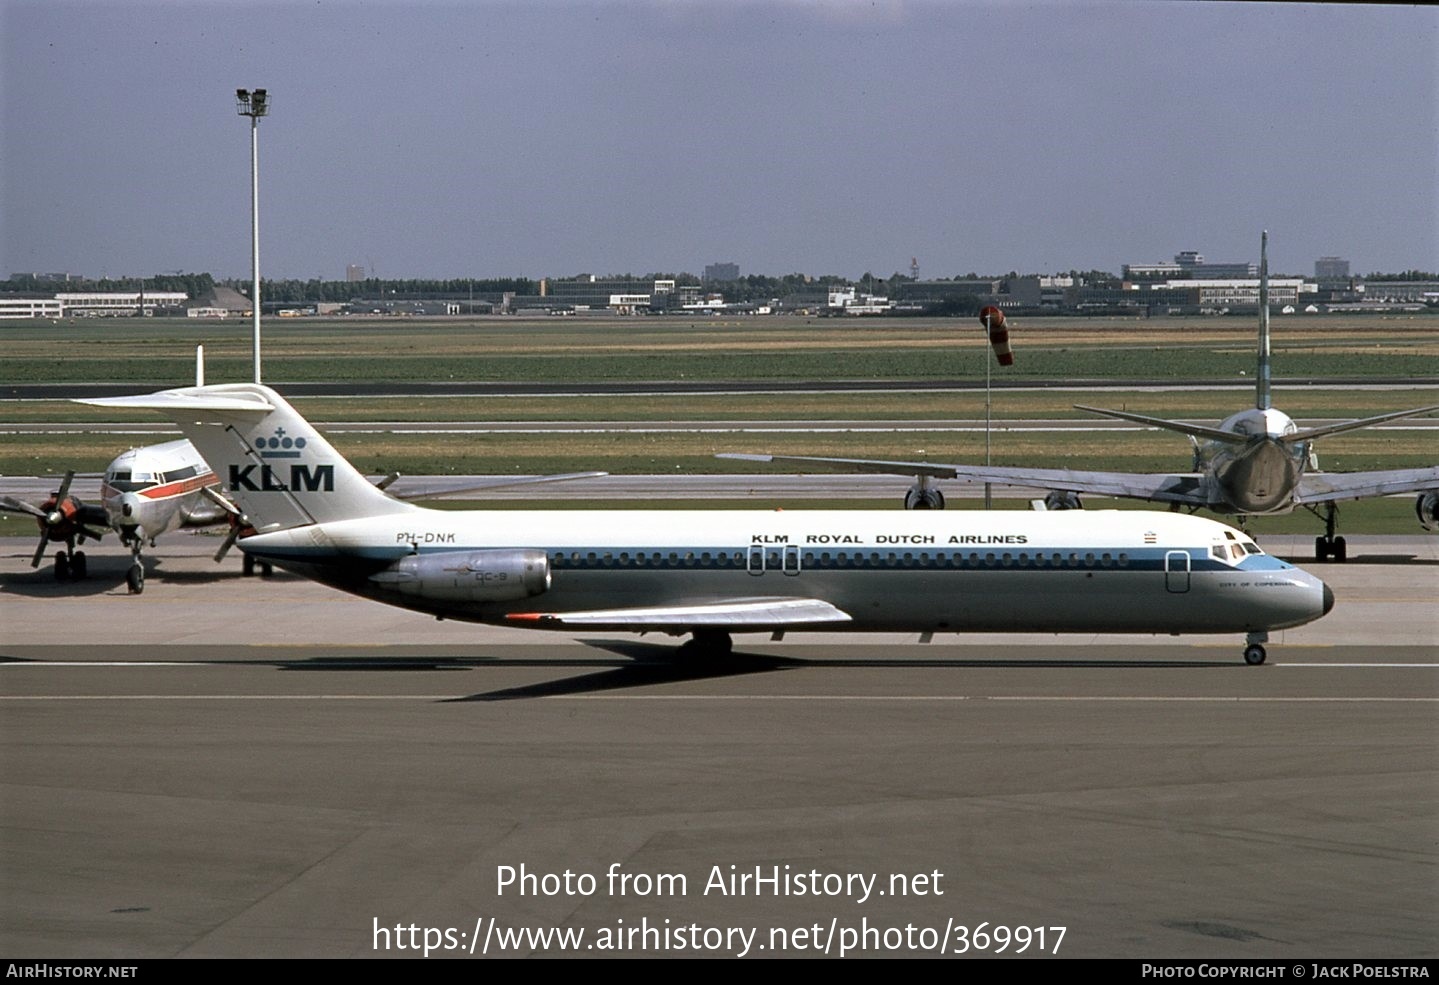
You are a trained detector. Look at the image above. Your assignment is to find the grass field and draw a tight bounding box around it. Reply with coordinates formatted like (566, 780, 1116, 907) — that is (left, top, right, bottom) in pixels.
(2, 314, 1435, 536)
(2, 313, 1436, 385)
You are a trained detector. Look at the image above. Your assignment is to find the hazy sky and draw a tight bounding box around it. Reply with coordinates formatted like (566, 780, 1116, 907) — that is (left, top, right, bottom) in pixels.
(3, 0, 1435, 281)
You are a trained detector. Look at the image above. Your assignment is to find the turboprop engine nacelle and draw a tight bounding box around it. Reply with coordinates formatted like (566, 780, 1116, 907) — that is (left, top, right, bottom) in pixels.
(1417, 491, 1439, 532)
(904, 483, 946, 510)
(979, 306, 1014, 366)
(369, 548, 551, 602)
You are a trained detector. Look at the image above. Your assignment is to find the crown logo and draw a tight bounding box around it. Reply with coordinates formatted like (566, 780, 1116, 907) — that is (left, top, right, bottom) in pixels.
(257, 427, 309, 459)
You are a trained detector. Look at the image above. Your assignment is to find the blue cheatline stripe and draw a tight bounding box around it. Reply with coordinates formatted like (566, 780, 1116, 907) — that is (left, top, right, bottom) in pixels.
(241, 543, 1253, 574)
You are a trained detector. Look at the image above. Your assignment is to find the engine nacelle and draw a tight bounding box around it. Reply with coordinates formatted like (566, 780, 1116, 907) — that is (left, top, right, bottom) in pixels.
(1044, 490, 1084, 511)
(1417, 491, 1439, 532)
(369, 548, 551, 602)
(904, 484, 946, 510)
(978, 306, 1014, 366)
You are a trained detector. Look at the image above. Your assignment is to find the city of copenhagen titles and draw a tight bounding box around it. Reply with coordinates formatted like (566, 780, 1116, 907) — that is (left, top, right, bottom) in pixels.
(83, 383, 1333, 663)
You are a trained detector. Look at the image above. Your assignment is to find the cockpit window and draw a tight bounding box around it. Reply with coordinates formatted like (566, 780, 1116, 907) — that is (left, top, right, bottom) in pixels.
(1212, 541, 1257, 563)
(105, 469, 158, 492)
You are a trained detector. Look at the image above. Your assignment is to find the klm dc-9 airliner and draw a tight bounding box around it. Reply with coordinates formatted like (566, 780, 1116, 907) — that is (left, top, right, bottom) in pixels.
(84, 383, 1332, 665)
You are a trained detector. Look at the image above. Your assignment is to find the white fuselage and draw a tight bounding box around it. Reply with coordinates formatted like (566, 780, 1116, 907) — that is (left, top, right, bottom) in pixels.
(239, 507, 1330, 637)
(100, 439, 226, 543)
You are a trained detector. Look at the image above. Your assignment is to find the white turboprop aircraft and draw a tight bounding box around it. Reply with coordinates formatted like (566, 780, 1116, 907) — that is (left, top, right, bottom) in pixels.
(2, 438, 232, 593)
(722, 233, 1439, 562)
(82, 383, 1332, 665)
(4, 438, 602, 595)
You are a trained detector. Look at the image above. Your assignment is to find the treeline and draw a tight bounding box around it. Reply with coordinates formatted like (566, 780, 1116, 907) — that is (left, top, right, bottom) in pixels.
(2, 272, 216, 296)
(1363, 270, 1438, 281)
(217, 277, 537, 303)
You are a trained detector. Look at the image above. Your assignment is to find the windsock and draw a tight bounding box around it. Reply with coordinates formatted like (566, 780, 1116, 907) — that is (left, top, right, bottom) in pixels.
(979, 306, 1014, 366)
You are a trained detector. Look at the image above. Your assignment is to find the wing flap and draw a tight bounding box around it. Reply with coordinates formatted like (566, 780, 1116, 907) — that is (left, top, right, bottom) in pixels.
(506, 597, 852, 631)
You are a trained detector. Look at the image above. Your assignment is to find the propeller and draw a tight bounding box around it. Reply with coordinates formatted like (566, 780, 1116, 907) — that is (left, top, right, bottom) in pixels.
(0, 472, 80, 568)
(200, 485, 248, 562)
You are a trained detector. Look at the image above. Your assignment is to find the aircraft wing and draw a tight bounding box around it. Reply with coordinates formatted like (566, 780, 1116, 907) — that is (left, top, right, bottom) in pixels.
(505, 597, 852, 631)
(1296, 466, 1439, 504)
(380, 472, 607, 501)
(718, 453, 1211, 506)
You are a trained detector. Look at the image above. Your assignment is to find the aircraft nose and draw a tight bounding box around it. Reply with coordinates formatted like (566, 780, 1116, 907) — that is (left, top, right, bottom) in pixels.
(1322, 582, 1334, 616)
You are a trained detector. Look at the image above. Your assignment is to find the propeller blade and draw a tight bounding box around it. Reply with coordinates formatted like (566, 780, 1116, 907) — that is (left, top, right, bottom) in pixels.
(53, 471, 76, 505)
(30, 532, 51, 568)
(214, 526, 240, 563)
(200, 485, 242, 516)
(0, 496, 47, 519)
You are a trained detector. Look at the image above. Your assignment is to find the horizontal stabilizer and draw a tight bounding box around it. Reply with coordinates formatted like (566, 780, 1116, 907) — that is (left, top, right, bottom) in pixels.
(1072, 405, 1247, 444)
(1284, 405, 1439, 445)
(506, 597, 852, 631)
(80, 387, 276, 415)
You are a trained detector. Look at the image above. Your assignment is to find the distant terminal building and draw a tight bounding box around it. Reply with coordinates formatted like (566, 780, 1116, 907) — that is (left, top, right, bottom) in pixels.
(0, 296, 64, 319)
(703, 262, 739, 282)
(346, 264, 365, 282)
(0, 291, 189, 319)
(1125, 250, 1258, 281)
(516, 276, 688, 314)
(1315, 257, 1350, 280)
(1178, 278, 1313, 308)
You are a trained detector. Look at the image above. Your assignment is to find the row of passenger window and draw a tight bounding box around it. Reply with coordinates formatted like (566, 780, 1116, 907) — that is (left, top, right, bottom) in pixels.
(549, 550, 1139, 570)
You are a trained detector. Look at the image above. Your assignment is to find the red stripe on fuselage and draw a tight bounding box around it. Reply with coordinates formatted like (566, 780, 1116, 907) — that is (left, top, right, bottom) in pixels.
(133, 474, 218, 501)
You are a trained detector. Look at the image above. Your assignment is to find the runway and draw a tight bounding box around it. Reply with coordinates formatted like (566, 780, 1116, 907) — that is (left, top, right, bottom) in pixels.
(7, 376, 1439, 400)
(2, 536, 1435, 959)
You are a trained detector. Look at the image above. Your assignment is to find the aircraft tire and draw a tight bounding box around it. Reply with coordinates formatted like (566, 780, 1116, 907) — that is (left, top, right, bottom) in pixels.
(71, 551, 87, 580)
(54, 552, 70, 581)
(243, 554, 255, 577)
(1333, 537, 1346, 563)
(126, 564, 144, 595)
(1243, 644, 1266, 666)
(680, 630, 733, 659)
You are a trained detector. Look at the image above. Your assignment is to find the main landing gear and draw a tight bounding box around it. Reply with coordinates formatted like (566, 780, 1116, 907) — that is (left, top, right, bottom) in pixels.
(678, 630, 733, 659)
(1243, 632, 1268, 666)
(1308, 502, 1346, 562)
(53, 546, 87, 582)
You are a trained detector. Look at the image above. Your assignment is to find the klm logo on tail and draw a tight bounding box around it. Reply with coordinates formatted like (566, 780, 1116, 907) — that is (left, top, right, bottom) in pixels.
(256, 428, 309, 460)
(231, 427, 335, 492)
(230, 463, 335, 493)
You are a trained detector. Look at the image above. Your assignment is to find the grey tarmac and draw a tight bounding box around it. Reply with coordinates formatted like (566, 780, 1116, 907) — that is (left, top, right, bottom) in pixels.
(1, 535, 1435, 959)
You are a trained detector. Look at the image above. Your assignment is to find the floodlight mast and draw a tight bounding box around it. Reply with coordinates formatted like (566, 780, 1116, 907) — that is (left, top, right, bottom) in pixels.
(236, 88, 269, 383)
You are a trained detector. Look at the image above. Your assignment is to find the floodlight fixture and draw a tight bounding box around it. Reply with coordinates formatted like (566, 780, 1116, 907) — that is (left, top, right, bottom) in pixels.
(236, 88, 270, 118)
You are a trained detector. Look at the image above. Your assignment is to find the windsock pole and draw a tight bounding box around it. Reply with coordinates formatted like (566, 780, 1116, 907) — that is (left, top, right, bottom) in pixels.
(978, 306, 1016, 510)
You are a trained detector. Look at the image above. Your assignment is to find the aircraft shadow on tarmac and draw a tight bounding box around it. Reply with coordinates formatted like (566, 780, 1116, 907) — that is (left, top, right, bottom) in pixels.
(0, 557, 297, 596)
(1273, 550, 1436, 567)
(277, 641, 1236, 702)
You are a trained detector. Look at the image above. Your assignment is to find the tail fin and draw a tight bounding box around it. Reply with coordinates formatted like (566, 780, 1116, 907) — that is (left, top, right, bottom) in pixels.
(79, 383, 415, 532)
(1257, 230, 1271, 411)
